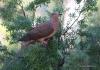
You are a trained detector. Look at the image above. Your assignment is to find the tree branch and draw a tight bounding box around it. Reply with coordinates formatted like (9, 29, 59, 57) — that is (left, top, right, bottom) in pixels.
(20, 5, 26, 17)
(17, 3, 26, 17)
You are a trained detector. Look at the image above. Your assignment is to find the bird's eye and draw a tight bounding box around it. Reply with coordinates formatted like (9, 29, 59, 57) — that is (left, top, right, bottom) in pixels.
(59, 13, 62, 15)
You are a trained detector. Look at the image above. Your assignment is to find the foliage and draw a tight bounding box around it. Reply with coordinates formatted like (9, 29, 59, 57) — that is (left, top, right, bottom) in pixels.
(82, 0, 98, 12)
(75, 0, 82, 4)
(26, 0, 50, 10)
(2, 37, 64, 70)
(0, 0, 100, 70)
(0, 0, 63, 70)
(74, 0, 100, 70)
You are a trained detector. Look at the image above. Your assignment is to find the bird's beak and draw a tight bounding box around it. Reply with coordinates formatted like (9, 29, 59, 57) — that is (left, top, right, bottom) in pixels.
(59, 13, 62, 15)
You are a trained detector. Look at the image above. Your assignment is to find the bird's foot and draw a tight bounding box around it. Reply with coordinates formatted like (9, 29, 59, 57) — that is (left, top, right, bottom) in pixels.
(40, 40, 48, 48)
(44, 44, 48, 48)
(41, 44, 49, 52)
(41, 43, 48, 48)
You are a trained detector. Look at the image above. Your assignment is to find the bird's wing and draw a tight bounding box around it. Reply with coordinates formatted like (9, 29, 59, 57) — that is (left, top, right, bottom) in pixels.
(19, 23, 54, 41)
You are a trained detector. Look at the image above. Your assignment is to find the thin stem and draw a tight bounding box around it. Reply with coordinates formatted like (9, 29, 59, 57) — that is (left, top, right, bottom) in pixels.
(62, 12, 82, 35)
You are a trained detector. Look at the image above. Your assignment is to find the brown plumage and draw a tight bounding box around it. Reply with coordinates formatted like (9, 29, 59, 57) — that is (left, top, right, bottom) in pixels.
(19, 13, 61, 47)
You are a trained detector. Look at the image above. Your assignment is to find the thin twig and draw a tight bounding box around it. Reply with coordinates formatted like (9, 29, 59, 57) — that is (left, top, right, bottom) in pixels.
(62, 0, 86, 35)
(62, 12, 82, 35)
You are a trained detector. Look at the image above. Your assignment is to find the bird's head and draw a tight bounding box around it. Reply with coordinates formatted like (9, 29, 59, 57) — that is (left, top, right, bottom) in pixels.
(50, 13, 62, 22)
(50, 12, 62, 29)
(51, 13, 62, 18)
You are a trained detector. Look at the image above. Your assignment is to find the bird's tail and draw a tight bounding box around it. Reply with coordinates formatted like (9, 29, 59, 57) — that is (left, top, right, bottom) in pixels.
(20, 40, 35, 48)
(18, 37, 25, 41)
(18, 34, 30, 41)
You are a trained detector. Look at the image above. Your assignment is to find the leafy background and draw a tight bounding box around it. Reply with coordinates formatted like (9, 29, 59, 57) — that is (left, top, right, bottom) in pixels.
(0, 0, 100, 70)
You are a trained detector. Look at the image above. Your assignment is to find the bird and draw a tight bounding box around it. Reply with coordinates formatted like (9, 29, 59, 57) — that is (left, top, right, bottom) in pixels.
(19, 13, 62, 47)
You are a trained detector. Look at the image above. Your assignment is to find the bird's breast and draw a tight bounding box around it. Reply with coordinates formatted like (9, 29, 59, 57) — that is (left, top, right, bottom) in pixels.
(44, 30, 56, 38)
(37, 30, 56, 41)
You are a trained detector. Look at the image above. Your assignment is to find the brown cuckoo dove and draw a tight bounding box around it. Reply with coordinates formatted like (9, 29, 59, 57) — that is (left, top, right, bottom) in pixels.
(19, 13, 61, 47)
